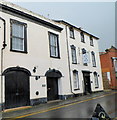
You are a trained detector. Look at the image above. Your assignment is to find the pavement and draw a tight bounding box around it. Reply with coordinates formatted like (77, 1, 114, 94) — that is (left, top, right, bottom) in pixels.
(2, 89, 117, 119)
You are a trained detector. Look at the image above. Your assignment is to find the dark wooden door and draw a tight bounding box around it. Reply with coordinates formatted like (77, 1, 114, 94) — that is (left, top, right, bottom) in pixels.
(47, 77, 58, 101)
(83, 72, 91, 94)
(5, 70, 30, 109)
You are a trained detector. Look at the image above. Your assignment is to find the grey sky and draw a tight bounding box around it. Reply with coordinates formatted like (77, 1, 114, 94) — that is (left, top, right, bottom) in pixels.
(14, 2, 115, 52)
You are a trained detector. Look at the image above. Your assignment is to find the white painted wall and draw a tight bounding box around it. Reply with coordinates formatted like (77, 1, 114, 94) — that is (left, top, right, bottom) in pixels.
(0, 9, 71, 103)
(0, 1, 103, 105)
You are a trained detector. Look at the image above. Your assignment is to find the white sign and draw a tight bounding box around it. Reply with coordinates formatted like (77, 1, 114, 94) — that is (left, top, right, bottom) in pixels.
(82, 53, 89, 64)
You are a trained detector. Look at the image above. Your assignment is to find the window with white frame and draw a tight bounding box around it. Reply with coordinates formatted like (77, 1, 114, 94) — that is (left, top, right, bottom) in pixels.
(73, 70, 79, 90)
(91, 51, 96, 67)
(69, 27, 75, 39)
(82, 48, 89, 66)
(49, 32, 60, 58)
(90, 36, 94, 46)
(80, 32, 85, 42)
(94, 72, 99, 88)
(71, 45, 77, 64)
(10, 19, 27, 52)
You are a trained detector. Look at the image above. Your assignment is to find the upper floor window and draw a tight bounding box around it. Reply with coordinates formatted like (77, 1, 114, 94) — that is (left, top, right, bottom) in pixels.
(90, 36, 94, 46)
(69, 27, 75, 39)
(80, 32, 85, 43)
(10, 19, 27, 53)
(73, 70, 79, 90)
(71, 45, 77, 64)
(49, 32, 60, 58)
(82, 48, 89, 66)
(91, 51, 96, 67)
(94, 72, 99, 88)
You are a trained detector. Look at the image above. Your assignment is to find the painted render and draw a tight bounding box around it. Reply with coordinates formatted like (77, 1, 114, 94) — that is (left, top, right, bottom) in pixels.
(0, 0, 103, 109)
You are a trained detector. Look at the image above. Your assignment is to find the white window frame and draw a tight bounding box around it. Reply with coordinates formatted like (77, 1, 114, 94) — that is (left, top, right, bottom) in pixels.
(81, 32, 85, 42)
(49, 32, 60, 58)
(82, 48, 88, 66)
(94, 72, 99, 88)
(71, 45, 77, 64)
(10, 19, 27, 53)
(91, 51, 96, 67)
(90, 36, 94, 46)
(73, 70, 79, 90)
(69, 27, 75, 39)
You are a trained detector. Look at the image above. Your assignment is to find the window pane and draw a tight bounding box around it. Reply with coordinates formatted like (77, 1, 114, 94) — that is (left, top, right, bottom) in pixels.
(51, 46, 56, 56)
(11, 22, 25, 52)
(12, 23, 24, 38)
(49, 33, 59, 57)
(12, 37, 24, 51)
(71, 48, 77, 63)
(92, 52, 96, 67)
(94, 73, 99, 88)
(73, 71, 79, 89)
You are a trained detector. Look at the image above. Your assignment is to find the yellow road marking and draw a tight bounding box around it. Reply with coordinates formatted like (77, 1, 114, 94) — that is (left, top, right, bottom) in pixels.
(4, 106, 32, 113)
(113, 117, 117, 120)
(7, 92, 117, 119)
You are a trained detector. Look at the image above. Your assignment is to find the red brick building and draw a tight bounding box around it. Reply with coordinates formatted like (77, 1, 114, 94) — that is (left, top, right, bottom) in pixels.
(100, 46, 117, 89)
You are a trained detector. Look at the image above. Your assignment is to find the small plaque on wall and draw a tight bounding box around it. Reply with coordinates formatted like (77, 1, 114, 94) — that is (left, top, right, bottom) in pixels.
(42, 84, 46, 87)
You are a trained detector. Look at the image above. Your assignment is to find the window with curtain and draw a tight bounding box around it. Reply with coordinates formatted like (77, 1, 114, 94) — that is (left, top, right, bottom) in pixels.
(91, 51, 96, 67)
(10, 19, 27, 52)
(94, 72, 99, 88)
(49, 32, 60, 58)
(71, 45, 77, 64)
(80, 32, 85, 43)
(73, 70, 79, 90)
(82, 48, 88, 66)
(69, 27, 75, 39)
(90, 36, 94, 46)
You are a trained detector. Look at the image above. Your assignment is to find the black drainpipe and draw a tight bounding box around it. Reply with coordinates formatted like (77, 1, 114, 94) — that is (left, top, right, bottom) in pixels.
(65, 25, 76, 97)
(0, 17, 7, 111)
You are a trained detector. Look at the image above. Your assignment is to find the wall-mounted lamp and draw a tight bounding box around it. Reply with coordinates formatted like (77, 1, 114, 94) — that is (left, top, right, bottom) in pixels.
(33, 67, 36, 73)
(35, 76, 40, 80)
(33, 66, 38, 73)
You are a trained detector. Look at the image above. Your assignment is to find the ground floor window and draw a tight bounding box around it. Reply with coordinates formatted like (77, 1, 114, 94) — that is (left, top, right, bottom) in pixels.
(73, 70, 79, 90)
(94, 72, 99, 88)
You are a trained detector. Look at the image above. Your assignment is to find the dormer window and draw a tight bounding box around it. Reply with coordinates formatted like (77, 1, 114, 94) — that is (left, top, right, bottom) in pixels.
(80, 32, 85, 43)
(90, 36, 94, 46)
(69, 27, 75, 39)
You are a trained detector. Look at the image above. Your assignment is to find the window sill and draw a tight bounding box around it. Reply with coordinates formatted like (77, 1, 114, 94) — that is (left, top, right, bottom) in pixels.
(90, 44, 94, 47)
(50, 56, 61, 59)
(95, 87, 99, 89)
(72, 62, 77, 64)
(83, 63, 88, 66)
(81, 41, 85, 43)
(74, 88, 80, 91)
(10, 49, 28, 54)
(70, 36, 75, 39)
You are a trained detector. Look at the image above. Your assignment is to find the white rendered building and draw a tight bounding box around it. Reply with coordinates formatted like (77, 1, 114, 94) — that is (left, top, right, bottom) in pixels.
(0, 1, 103, 109)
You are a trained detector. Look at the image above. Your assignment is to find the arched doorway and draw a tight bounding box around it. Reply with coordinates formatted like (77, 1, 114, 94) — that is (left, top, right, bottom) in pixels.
(45, 69, 62, 101)
(3, 67, 31, 109)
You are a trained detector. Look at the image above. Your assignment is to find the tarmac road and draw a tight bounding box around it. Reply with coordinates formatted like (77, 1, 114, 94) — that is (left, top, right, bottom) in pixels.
(3, 90, 117, 119)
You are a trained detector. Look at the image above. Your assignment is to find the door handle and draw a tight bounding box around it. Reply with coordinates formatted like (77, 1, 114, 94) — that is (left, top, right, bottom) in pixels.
(16, 93, 19, 96)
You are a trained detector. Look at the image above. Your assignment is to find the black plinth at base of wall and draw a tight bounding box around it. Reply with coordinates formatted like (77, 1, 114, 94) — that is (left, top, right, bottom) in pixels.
(30, 98, 47, 106)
